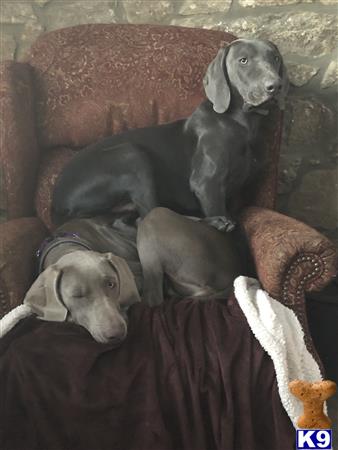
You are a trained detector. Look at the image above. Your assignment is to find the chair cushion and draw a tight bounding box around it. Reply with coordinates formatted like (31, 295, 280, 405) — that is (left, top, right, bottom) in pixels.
(27, 24, 236, 149)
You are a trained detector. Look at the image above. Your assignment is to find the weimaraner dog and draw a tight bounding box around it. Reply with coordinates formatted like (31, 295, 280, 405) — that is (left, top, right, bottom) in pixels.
(52, 39, 289, 231)
(137, 207, 244, 306)
(24, 217, 141, 344)
(24, 209, 244, 341)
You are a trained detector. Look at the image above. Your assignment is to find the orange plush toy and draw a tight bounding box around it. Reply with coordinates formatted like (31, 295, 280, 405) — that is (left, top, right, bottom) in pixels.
(289, 380, 337, 429)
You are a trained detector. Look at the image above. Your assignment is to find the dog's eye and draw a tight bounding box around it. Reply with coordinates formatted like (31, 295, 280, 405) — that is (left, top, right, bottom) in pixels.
(274, 56, 280, 63)
(107, 280, 116, 289)
(239, 57, 248, 65)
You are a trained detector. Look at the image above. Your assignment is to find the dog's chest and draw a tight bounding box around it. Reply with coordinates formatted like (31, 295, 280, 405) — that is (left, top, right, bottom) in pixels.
(227, 144, 253, 190)
(231, 119, 264, 176)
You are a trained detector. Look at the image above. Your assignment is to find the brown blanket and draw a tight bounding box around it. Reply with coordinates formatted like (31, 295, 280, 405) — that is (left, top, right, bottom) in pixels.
(0, 295, 294, 450)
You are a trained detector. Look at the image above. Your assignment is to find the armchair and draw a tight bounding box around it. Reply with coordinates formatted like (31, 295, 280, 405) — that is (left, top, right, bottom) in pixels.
(0, 23, 336, 357)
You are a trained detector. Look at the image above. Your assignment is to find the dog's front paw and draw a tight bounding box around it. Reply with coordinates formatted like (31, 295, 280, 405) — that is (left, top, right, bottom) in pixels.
(205, 216, 236, 232)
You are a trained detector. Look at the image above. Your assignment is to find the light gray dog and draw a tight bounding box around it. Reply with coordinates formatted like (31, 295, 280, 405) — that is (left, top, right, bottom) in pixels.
(24, 209, 243, 342)
(24, 215, 141, 344)
(137, 208, 243, 306)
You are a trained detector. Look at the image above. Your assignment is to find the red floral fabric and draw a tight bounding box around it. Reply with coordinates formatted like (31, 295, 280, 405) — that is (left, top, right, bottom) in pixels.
(27, 24, 236, 149)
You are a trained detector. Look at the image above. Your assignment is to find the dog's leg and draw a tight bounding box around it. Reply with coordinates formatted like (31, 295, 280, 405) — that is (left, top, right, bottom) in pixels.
(203, 214, 236, 232)
(189, 141, 237, 232)
(130, 186, 158, 219)
(137, 220, 165, 306)
(128, 151, 159, 219)
(190, 172, 235, 232)
(141, 263, 165, 307)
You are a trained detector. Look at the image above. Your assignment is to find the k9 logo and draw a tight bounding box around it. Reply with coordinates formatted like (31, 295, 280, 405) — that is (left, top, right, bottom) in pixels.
(296, 429, 332, 449)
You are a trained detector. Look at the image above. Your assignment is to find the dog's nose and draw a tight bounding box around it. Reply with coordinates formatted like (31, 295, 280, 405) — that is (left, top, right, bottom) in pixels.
(265, 80, 281, 94)
(107, 322, 127, 342)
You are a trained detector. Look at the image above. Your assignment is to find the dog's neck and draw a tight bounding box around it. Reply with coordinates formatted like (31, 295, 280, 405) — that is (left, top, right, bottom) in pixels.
(227, 89, 269, 129)
(225, 107, 261, 142)
(39, 239, 91, 271)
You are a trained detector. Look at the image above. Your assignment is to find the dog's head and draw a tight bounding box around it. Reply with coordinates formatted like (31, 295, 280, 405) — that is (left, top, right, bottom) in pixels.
(24, 251, 141, 344)
(203, 38, 289, 113)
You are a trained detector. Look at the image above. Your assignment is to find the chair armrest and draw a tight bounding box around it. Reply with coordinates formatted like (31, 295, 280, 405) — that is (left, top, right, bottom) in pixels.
(0, 217, 48, 317)
(0, 61, 40, 220)
(240, 207, 337, 303)
(240, 207, 337, 371)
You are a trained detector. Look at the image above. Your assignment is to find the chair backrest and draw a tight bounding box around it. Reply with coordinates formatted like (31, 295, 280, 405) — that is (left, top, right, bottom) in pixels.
(27, 24, 281, 228)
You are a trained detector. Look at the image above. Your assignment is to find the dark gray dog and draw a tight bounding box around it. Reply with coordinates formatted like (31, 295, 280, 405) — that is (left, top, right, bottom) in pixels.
(52, 39, 288, 231)
(24, 209, 243, 341)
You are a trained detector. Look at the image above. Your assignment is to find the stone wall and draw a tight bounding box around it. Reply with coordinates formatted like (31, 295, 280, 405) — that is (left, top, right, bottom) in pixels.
(1, 0, 337, 246)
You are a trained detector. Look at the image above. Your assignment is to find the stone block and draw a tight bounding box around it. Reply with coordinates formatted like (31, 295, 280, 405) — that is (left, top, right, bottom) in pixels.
(17, 19, 44, 60)
(239, 0, 301, 6)
(172, 12, 337, 58)
(123, 0, 174, 24)
(278, 156, 302, 195)
(229, 12, 337, 58)
(321, 60, 338, 88)
(284, 97, 335, 149)
(179, 0, 232, 15)
(0, 1, 37, 24)
(288, 168, 338, 230)
(278, 96, 336, 200)
(45, 1, 117, 31)
(0, 30, 16, 61)
(34, 0, 50, 5)
(286, 62, 319, 87)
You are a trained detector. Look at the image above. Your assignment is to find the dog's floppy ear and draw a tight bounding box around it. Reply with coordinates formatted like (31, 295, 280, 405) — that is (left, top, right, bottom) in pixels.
(104, 253, 141, 307)
(265, 40, 289, 110)
(203, 46, 230, 114)
(24, 265, 68, 321)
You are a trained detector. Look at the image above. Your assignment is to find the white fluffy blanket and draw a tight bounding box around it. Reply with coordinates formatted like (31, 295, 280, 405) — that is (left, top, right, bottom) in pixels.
(234, 276, 323, 428)
(0, 304, 33, 338)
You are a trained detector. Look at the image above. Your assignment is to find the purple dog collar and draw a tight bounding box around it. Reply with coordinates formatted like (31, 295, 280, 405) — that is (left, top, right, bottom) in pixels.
(36, 232, 92, 273)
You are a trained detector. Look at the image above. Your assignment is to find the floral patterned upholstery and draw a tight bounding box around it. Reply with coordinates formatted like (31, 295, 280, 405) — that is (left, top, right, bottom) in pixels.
(28, 24, 235, 150)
